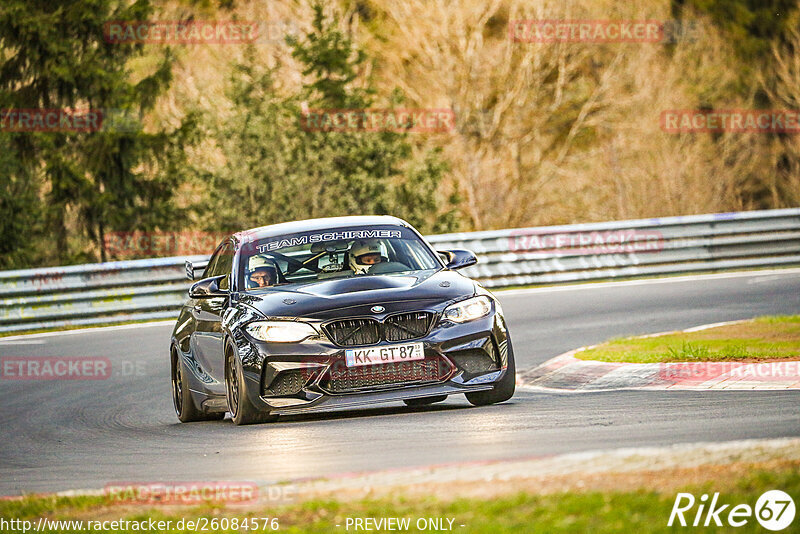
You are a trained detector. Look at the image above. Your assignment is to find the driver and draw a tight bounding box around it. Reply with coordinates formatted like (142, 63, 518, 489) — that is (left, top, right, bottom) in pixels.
(348, 239, 387, 275)
(246, 255, 278, 288)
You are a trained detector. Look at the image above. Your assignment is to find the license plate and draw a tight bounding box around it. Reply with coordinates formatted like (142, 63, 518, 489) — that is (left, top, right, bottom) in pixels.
(344, 342, 424, 368)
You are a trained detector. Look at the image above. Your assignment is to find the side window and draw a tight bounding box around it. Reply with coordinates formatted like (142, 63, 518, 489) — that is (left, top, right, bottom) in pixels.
(213, 242, 234, 290)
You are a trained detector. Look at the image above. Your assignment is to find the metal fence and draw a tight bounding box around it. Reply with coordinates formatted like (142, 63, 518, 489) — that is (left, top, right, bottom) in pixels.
(1, 208, 799, 333)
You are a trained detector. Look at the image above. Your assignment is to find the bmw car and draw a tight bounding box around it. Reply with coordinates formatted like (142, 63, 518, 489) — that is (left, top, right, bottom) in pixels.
(170, 216, 515, 425)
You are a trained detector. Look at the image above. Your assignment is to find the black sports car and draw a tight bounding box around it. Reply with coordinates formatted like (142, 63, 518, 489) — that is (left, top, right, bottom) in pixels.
(170, 216, 515, 425)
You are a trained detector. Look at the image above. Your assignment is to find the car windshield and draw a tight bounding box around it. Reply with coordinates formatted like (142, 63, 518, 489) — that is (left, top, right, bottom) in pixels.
(239, 225, 441, 289)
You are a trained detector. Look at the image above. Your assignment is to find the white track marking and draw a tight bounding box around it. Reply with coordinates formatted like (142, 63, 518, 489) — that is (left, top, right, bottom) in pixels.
(0, 320, 174, 341)
(683, 320, 748, 332)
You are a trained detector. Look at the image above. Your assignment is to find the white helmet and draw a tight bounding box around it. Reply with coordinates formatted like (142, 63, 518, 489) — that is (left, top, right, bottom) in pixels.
(349, 239, 387, 274)
(246, 255, 278, 287)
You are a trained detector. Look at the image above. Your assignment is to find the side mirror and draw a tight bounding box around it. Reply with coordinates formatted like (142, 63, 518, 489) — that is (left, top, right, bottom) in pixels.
(185, 259, 209, 281)
(189, 275, 228, 298)
(438, 249, 478, 270)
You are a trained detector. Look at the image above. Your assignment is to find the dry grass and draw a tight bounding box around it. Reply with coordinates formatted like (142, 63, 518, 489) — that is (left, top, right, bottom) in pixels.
(137, 0, 798, 231)
(363, 1, 774, 229)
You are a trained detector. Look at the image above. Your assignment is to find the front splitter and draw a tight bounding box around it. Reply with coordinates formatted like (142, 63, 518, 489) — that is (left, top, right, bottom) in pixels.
(267, 382, 494, 416)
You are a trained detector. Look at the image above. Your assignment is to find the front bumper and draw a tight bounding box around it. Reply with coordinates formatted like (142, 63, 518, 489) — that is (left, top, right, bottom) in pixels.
(234, 309, 512, 415)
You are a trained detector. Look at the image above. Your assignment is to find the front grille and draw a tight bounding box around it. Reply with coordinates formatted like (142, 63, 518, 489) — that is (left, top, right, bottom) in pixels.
(320, 354, 452, 393)
(384, 312, 435, 342)
(323, 311, 435, 347)
(323, 318, 381, 346)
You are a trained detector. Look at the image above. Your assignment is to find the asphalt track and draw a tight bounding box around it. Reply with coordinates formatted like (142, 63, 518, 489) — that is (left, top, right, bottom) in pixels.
(1, 269, 800, 495)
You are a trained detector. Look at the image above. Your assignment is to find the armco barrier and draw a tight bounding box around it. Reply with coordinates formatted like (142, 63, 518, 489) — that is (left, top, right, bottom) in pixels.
(1, 209, 799, 333)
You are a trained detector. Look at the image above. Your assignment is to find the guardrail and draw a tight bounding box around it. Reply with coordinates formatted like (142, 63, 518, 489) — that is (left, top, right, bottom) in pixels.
(1, 208, 799, 333)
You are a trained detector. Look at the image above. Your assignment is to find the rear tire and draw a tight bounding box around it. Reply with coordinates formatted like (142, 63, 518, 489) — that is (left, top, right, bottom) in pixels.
(465, 342, 516, 407)
(403, 395, 447, 407)
(226, 344, 277, 425)
(172, 349, 225, 422)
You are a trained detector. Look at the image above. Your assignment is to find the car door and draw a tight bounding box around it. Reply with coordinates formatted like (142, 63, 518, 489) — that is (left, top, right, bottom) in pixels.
(191, 241, 234, 394)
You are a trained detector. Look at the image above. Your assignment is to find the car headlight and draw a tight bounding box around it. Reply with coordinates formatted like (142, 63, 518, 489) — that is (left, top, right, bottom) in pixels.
(244, 321, 318, 343)
(442, 295, 492, 323)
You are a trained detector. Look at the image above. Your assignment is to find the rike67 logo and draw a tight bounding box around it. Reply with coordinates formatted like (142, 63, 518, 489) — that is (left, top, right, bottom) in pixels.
(669, 490, 795, 530)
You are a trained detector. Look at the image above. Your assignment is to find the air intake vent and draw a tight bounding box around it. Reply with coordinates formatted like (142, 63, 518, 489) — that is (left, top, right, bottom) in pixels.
(263, 370, 306, 397)
(320, 353, 453, 393)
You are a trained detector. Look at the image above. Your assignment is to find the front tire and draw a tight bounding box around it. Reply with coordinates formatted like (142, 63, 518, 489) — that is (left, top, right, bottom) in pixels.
(225, 344, 277, 425)
(465, 343, 516, 406)
(172, 349, 225, 423)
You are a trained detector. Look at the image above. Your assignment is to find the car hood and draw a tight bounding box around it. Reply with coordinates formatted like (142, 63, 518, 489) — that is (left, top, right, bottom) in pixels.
(237, 269, 476, 320)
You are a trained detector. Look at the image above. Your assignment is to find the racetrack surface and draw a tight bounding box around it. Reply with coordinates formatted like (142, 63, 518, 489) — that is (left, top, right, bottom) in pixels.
(1, 269, 799, 495)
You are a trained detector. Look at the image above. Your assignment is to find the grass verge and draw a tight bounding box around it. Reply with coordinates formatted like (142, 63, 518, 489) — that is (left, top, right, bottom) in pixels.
(576, 315, 800, 363)
(1, 461, 798, 533)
